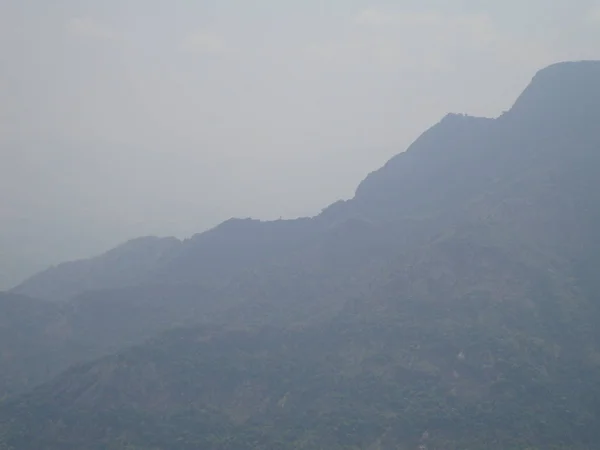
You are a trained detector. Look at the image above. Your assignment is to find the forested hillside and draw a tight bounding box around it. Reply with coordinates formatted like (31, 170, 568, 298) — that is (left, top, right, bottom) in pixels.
(2, 60, 600, 449)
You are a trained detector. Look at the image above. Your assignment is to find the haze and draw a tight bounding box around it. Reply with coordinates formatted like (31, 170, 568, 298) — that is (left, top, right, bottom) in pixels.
(1, 0, 600, 288)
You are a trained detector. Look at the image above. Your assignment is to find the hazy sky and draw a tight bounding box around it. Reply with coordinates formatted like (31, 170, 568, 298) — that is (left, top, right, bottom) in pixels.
(1, 0, 600, 286)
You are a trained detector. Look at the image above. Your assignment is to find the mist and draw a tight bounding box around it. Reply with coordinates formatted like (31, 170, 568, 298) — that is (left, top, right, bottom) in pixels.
(2, 0, 600, 288)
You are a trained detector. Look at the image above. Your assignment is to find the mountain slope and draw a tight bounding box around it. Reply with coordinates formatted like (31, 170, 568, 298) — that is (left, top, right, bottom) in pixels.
(2, 308, 600, 449)
(11, 236, 182, 302)
(0, 293, 67, 396)
(15, 61, 600, 304)
(2, 60, 600, 448)
(0, 284, 225, 397)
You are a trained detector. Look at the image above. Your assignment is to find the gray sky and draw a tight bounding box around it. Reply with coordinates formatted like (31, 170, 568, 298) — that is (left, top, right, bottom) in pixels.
(1, 0, 600, 286)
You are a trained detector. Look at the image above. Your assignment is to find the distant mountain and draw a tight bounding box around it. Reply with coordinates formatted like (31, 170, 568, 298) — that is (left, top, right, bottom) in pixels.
(11, 236, 182, 301)
(2, 60, 600, 449)
(0, 292, 67, 397)
(0, 284, 225, 398)
(15, 61, 600, 304)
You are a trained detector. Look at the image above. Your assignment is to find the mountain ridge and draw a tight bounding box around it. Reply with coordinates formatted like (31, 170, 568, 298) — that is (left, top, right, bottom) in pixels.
(14, 61, 600, 302)
(3, 60, 600, 449)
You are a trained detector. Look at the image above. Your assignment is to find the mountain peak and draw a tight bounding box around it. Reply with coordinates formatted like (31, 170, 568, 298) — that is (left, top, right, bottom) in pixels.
(505, 60, 600, 124)
(5, 59, 600, 448)
(533, 59, 600, 79)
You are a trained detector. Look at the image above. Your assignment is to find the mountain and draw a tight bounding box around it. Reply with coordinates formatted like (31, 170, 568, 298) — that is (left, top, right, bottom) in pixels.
(2, 60, 600, 449)
(14, 61, 600, 303)
(4, 309, 600, 450)
(0, 292, 67, 397)
(11, 236, 182, 302)
(0, 283, 233, 398)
